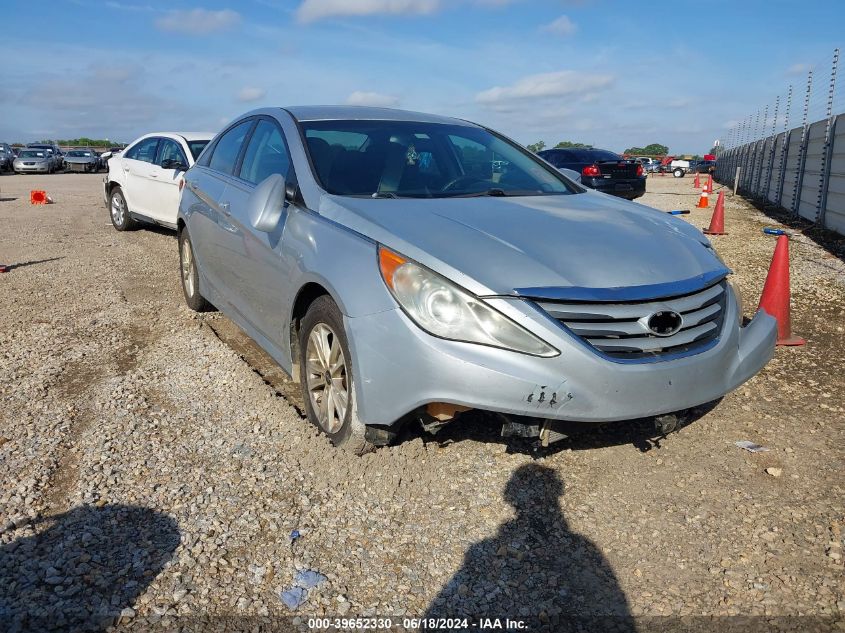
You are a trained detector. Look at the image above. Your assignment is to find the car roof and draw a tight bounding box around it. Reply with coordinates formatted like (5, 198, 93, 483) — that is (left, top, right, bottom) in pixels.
(282, 105, 476, 127)
(133, 132, 214, 143)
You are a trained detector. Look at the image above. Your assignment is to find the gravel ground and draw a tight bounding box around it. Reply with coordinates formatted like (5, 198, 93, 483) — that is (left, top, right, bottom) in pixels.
(0, 172, 843, 632)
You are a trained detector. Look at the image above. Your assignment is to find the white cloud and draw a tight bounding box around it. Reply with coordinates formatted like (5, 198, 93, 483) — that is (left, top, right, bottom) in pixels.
(475, 70, 614, 104)
(295, 0, 518, 21)
(666, 97, 691, 108)
(155, 9, 241, 35)
(237, 87, 267, 102)
(786, 63, 810, 76)
(541, 15, 576, 36)
(346, 91, 400, 107)
(297, 0, 439, 22)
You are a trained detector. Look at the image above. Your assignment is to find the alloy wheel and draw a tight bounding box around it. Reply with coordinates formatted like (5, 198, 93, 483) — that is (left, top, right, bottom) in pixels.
(111, 193, 125, 226)
(305, 323, 349, 434)
(181, 238, 195, 298)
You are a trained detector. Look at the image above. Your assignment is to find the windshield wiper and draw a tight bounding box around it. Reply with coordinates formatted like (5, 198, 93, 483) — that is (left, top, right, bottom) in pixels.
(371, 191, 398, 199)
(449, 188, 509, 198)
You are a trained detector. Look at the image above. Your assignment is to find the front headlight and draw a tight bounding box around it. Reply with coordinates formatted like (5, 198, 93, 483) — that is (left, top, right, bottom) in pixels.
(378, 246, 558, 357)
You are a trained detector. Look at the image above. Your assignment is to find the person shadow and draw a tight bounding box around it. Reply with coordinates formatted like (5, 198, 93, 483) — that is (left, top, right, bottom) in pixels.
(0, 504, 180, 632)
(425, 464, 636, 632)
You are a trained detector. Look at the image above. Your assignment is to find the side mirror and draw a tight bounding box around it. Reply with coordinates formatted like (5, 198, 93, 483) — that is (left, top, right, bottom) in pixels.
(560, 167, 582, 184)
(248, 173, 289, 232)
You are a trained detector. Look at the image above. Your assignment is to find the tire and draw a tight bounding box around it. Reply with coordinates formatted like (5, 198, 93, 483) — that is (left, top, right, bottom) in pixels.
(178, 228, 212, 312)
(299, 296, 374, 454)
(108, 186, 137, 231)
(673, 168, 684, 178)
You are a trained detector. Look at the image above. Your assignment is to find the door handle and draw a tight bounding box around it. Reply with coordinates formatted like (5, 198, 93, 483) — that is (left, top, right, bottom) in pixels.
(220, 201, 231, 216)
(150, 173, 158, 178)
(122, 166, 130, 173)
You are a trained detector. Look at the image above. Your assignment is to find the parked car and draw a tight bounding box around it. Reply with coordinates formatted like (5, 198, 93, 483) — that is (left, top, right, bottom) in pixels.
(0, 143, 14, 172)
(636, 157, 662, 174)
(537, 148, 646, 199)
(175, 106, 777, 453)
(63, 148, 101, 173)
(103, 132, 212, 230)
(13, 148, 54, 174)
(26, 143, 63, 171)
(696, 160, 716, 174)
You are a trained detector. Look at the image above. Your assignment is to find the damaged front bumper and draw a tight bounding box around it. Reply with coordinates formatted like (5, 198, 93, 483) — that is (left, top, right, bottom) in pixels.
(345, 286, 777, 429)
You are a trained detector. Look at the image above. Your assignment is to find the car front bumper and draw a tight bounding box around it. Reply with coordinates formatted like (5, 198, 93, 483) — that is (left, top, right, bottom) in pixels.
(15, 164, 50, 173)
(66, 162, 96, 172)
(345, 289, 777, 427)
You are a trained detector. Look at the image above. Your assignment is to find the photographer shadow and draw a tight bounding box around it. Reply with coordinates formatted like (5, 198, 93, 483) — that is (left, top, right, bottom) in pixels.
(424, 464, 636, 632)
(0, 504, 180, 632)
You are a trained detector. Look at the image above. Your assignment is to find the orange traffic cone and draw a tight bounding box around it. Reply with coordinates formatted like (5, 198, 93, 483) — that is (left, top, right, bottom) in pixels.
(703, 191, 727, 235)
(758, 235, 805, 346)
(705, 174, 714, 193)
(696, 188, 709, 208)
(693, 173, 700, 188)
(0, 264, 8, 273)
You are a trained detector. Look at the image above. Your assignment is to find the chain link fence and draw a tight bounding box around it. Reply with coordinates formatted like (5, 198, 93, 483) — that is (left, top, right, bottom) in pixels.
(715, 49, 845, 236)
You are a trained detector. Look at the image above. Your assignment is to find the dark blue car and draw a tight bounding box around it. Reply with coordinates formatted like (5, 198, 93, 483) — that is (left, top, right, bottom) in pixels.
(537, 148, 646, 200)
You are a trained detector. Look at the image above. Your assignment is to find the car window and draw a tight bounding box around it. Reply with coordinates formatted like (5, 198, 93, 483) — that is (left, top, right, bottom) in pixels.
(155, 138, 187, 167)
(573, 149, 621, 162)
(238, 119, 291, 185)
(124, 137, 160, 163)
(187, 140, 209, 160)
(538, 150, 569, 168)
(208, 120, 254, 176)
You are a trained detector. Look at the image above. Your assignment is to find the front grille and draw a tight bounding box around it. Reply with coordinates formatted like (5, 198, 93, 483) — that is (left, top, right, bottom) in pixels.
(535, 281, 727, 360)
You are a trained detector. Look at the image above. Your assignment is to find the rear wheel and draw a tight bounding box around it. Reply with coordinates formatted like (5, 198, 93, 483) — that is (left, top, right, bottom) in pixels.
(673, 168, 684, 178)
(299, 296, 374, 454)
(178, 228, 212, 312)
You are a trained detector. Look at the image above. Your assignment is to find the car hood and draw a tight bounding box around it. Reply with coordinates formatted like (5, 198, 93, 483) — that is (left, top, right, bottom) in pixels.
(317, 190, 727, 298)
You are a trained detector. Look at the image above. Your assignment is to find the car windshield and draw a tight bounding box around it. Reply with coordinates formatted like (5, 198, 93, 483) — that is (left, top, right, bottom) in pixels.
(300, 120, 579, 198)
(19, 150, 47, 158)
(187, 140, 209, 160)
(67, 150, 93, 157)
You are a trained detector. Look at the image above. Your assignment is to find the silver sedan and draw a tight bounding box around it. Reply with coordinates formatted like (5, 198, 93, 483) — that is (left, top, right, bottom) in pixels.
(13, 149, 53, 174)
(177, 106, 777, 452)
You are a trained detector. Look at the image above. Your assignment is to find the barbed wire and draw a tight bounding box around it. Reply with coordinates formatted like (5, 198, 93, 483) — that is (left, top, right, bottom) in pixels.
(723, 48, 841, 150)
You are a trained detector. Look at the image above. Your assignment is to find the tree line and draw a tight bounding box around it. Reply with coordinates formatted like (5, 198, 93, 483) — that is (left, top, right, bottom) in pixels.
(526, 140, 671, 157)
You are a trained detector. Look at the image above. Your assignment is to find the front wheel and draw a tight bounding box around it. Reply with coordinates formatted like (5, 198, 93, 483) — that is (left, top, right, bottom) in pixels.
(299, 296, 374, 454)
(178, 228, 212, 312)
(109, 186, 137, 231)
(673, 168, 684, 178)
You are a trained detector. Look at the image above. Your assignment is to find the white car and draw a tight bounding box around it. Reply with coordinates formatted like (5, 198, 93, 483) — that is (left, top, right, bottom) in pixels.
(103, 132, 212, 231)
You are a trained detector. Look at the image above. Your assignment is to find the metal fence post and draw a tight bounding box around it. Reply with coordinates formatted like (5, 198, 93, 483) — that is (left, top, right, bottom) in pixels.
(776, 85, 793, 207)
(746, 110, 761, 191)
(763, 96, 780, 201)
(791, 71, 814, 217)
(816, 48, 839, 225)
(755, 104, 770, 197)
(818, 115, 839, 226)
